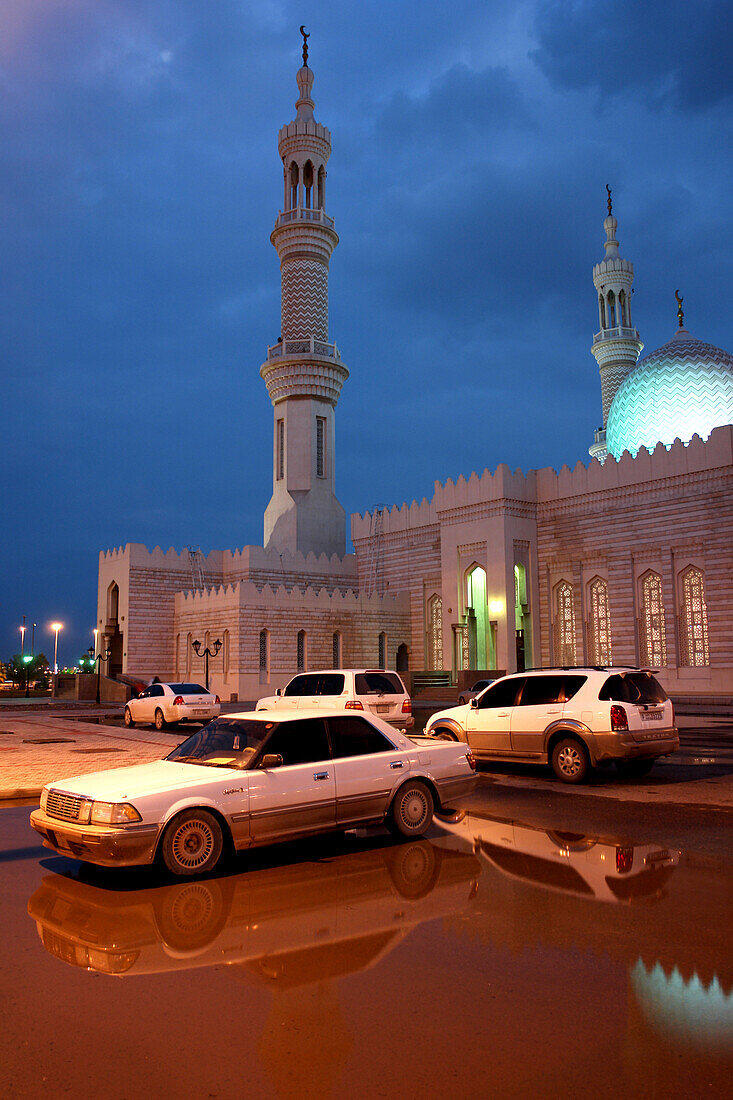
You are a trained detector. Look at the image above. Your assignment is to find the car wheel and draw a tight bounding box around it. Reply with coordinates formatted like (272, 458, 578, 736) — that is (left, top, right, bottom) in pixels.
(387, 781, 434, 838)
(156, 880, 227, 951)
(615, 758, 655, 778)
(123, 707, 135, 728)
(154, 708, 167, 731)
(432, 727, 458, 741)
(458, 695, 466, 705)
(385, 841, 441, 899)
(161, 809, 223, 877)
(551, 737, 590, 784)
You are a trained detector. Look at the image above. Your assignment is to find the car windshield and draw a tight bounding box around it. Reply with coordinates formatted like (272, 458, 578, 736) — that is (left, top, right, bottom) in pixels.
(166, 717, 273, 768)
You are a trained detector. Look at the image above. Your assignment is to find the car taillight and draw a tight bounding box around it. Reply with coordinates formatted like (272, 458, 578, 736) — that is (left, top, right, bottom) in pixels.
(173, 696, 184, 706)
(215, 696, 220, 705)
(345, 700, 363, 710)
(465, 750, 477, 771)
(616, 846, 634, 874)
(402, 699, 412, 714)
(610, 704, 628, 731)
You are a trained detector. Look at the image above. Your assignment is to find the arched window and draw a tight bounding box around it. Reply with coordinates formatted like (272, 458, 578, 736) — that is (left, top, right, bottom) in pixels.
(378, 632, 387, 669)
(599, 295, 606, 330)
(607, 291, 616, 328)
(639, 572, 667, 667)
(427, 594, 443, 671)
(186, 632, 193, 677)
(618, 289, 627, 326)
(289, 161, 299, 209)
(396, 643, 409, 672)
(175, 633, 181, 676)
(680, 567, 709, 667)
(297, 629, 306, 672)
(107, 582, 119, 623)
(554, 581, 576, 665)
(223, 630, 230, 682)
(332, 631, 342, 669)
(588, 577, 612, 665)
(317, 166, 325, 208)
(303, 160, 313, 208)
(465, 565, 487, 669)
(259, 629, 269, 684)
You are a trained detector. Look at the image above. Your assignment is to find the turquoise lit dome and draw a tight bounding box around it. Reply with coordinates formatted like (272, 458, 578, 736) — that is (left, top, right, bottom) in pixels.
(606, 328, 733, 459)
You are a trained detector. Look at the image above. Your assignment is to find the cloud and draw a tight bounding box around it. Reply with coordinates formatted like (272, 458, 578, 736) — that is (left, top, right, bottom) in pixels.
(531, 0, 733, 110)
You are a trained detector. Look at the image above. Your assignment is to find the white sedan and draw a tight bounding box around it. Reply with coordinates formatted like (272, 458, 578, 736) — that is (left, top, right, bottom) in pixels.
(30, 709, 478, 877)
(124, 682, 220, 731)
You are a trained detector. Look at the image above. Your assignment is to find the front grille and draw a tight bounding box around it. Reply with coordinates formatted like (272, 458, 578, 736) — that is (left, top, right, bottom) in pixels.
(46, 790, 87, 822)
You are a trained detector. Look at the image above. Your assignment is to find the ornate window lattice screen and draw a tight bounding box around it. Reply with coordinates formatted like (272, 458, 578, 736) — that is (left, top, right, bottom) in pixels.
(680, 567, 709, 667)
(639, 573, 667, 667)
(588, 578, 612, 666)
(378, 632, 387, 669)
(223, 630, 230, 681)
(332, 632, 341, 669)
(186, 633, 192, 676)
(316, 417, 325, 478)
(259, 630, 269, 672)
(277, 420, 284, 481)
(297, 630, 306, 672)
(554, 582, 576, 665)
(427, 594, 443, 671)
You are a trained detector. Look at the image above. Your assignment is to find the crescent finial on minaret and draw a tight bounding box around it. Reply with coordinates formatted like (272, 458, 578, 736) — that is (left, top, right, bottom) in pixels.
(675, 289, 684, 329)
(300, 25, 310, 66)
(606, 184, 612, 216)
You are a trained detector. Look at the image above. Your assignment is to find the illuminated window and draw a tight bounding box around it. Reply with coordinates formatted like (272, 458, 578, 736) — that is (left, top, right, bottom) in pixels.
(378, 632, 387, 669)
(427, 594, 443, 671)
(588, 577, 612, 665)
(223, 630, 230, 681)
(297, 629, 306, 672)
(186, 632, 192, 677)
(332, 631, 342, 669)
(316, 417, 326, 478)
(554, 581, 576, 665)
(680, 567, 709, 667)
(639, 573, 667, 667)
(259, 629, 269, 684)
(175, 633, 180, 676)
(277, 420, 284, 481)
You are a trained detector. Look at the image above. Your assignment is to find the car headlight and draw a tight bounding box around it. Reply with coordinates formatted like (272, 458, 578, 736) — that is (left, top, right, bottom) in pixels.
(39, 788, 48, 811)
(90, 802, 142, 825)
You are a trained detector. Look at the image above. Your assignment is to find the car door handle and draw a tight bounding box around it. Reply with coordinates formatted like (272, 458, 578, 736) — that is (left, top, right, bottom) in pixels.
(390, 761, 404, 769)
(313, 771, 329, 781)
(497, 712, 510, 717)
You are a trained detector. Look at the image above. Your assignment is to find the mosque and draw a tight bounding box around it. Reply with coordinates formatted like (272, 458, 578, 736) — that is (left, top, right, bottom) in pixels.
(96, 39, 733, 701)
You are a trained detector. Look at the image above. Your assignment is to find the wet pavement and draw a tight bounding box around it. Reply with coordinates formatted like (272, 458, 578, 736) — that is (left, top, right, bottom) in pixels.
(2, 787, 731, 1098)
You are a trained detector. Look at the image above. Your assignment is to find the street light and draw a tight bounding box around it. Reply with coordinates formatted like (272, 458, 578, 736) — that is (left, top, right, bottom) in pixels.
(20, 617, 26, 657)
(191, 637, 222, 691)
(88, 645, 111, 705)
(50, 622, 63, 675)
(93, 628, 99, 656)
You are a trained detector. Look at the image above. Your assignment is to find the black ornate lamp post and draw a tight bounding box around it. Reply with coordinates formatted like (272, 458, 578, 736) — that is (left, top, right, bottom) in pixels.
(191, 637, 222, 691)
(88, 645, 111, 705)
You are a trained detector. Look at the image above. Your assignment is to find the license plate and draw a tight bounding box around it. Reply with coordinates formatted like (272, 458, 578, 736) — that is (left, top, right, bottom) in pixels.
(193, 709, 209, 716)
(641, 711, 663, 721)
(375, 704, 390, 713)
(645, 850, 672, 865)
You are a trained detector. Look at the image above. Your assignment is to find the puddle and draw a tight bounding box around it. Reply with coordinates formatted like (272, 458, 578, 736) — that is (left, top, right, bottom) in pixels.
(22, 738, 76, 745)
(70, 748, 126, 755)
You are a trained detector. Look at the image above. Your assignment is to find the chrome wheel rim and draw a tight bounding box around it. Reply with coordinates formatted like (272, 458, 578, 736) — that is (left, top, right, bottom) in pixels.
(400, 789, 429, 830)
(558, 745, 582, 776)
(169, 883, 215, 932)
(171, 819, 215, 870)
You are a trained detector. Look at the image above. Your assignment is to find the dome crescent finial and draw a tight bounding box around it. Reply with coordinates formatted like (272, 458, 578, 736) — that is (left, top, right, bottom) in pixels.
(606, 184, 612, 216)
(300, 25, 310, 66)
(675, 289, 684, 329)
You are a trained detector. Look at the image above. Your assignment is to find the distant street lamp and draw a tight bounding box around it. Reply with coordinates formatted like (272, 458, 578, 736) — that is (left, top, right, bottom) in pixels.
(51, 622, 63, 675)
(88, 645, 111, 705)
(32, 623, 37, 657)
(23, 654, 33, 698)
(20, 617, 26, 657)
(93, 628, 99, 656)
(191, 637, 222, 691)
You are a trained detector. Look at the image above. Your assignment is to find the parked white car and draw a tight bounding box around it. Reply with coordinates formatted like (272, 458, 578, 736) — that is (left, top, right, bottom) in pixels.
(425, 667, 678, 783)
(256, 669, 414, 729)
(30, 709, 477, 877)
(124, 682, 220, 731)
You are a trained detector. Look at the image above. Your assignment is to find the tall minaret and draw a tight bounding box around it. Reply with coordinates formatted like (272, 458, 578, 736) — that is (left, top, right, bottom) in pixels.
(589, 187, 643, 462)
(261, 29, 349, 557)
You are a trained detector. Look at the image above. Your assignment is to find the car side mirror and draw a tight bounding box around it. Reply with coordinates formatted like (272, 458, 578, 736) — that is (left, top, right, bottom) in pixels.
(275, 687, 282, 696)
(470, 697, 479, 709)
(260, 753, 283, 769)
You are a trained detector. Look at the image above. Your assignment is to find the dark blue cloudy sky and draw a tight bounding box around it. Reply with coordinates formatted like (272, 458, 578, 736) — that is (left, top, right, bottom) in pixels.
(1, 0, 731, 665)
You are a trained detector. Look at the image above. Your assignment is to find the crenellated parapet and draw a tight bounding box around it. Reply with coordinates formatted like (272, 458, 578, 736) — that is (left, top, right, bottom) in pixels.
(175, 578, 409, 613)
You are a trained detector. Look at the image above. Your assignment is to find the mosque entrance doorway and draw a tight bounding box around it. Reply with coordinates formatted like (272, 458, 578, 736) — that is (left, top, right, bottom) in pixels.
(104, 582, 124, 679)
(396, 644, 409, 672)
(465, 566, 487, 671)
(514, 564, 531, 672)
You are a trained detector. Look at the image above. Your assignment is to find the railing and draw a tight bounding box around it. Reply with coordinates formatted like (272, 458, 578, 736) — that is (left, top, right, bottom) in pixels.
(593, 326, 639, 344)
(266, 336, 341, 361)
(275, 207, 335, 229)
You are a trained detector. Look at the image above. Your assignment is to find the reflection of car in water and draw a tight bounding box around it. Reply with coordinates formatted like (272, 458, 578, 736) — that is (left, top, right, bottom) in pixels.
(27, 840, 480, 978)
(434, 811, 680, 903)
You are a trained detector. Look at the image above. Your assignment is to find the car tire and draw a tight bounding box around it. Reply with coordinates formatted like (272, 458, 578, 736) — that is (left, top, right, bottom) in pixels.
(123, 707, 135, 728)
(615, 758, 655, 779)
(154, 708, 167, 731)
(156, 879, 227, 950)
(458, 695, 466, 705)
(551, 737, 590, 784)
(385, 841, 441, 899)
(161, 809, 223, 877)
(387, 781, 434, 838)
(432, 727, 459, 741)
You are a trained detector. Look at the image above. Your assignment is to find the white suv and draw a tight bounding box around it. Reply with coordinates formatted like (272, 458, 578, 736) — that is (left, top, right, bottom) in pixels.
(425, 667, 678, 783)
(256, 669, 413, 730)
